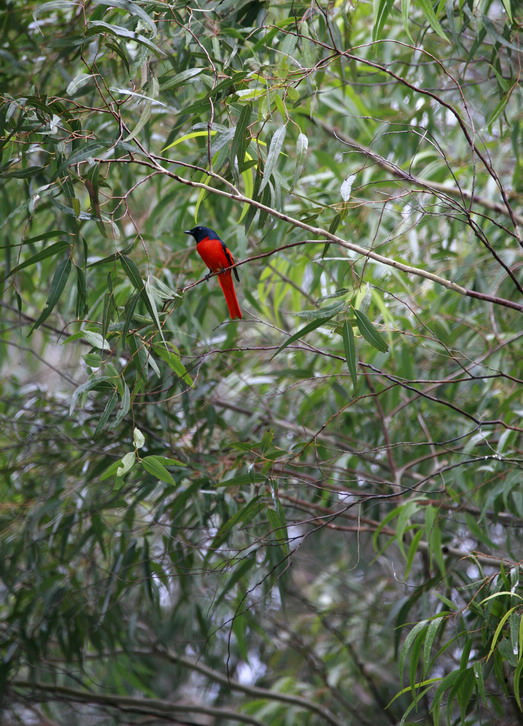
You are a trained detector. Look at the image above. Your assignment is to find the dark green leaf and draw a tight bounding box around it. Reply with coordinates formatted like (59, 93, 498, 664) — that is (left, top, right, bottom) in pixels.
(231, 104, 252, 167)
(6, 241, 70, 278)
(272, 314, 336, 359)
(342, 320, 358, 390)
(142, 456, 176, 485)
(87, 21, 165, 56)
(373, 0, 394, 41)
(31, 255, 72, 330)
(206, 498, 263, 559)
(260, 124, 286, 193)
(153, 345, 193, 386)
(353, 308, 389, 352)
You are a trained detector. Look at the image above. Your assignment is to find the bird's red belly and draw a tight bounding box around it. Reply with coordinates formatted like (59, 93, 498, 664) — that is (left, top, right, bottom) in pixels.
(197, 237, 230, 272)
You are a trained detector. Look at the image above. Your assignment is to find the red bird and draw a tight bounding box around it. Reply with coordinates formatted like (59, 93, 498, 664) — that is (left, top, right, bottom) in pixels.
(185, 226, 242, 320)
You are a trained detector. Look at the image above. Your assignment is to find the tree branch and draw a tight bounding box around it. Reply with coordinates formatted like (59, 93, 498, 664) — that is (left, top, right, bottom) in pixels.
(96, 156, 523, 312)
(306, 115, 523, 228)
(11, 680, 264, 726)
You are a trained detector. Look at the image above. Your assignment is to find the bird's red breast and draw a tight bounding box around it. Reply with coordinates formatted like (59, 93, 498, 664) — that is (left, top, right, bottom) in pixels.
(185, 226, 242, 320)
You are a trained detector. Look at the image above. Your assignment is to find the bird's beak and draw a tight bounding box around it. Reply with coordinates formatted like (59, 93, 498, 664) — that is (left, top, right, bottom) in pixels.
(184, 230, 192, 235)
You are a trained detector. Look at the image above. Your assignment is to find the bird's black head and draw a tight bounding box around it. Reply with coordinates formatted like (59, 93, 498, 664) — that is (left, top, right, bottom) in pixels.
(184, 226, 219, 243)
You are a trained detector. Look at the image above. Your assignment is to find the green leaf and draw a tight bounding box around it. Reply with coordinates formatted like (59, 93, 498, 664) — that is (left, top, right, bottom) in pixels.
(94, 389, 118, 436)
(6, 241, 70, 278)
(422, 616, 444, 677)
(353, 308, 389, 352)
(142, 456, 176, 485)
(119, 253, 144, 291)
(116, 451, 135, 477)
(405, 528, 424, 578)
(401, 0, 414, 42)
(133, 427, 145, 450)
(113, 381, 130, 426)
(2, 165, 44, 179)
(66, 73, 98, 96)
(500, 0, 513, 22)
(399, 619, 427, 682)
(81, 330, 111, 351)
(342, 320, 357, 390)
(150, 455, 185, 467)
(416, 0, 449, 42)
(63, 141, 110, 169)
(487, 85, 514, 130)
(373, 0, 394, 41)
(206, 498, 263, 559)
(260, 124, 286, 193)
(153, 345, 193, 386)
(87, 20, 165, 56)
(231, 104, 252, 166)
(31, 255, 72, 330)
(163, 129, 217, 152)
(514, 653, 523, 710)
(160, 67, 203, 91)
(487, 606, 518, 660)
(100, 458, 123, 481)
(272, 314, 336, 359)
(119, 257, 165, 341)
(214, 555, 256, 608)
(69, 375, 115, 415)
(93, 0, 157, 36)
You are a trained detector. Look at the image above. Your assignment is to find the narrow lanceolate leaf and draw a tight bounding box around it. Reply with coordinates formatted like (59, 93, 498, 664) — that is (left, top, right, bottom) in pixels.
(296, 132, 308, 156)
(340, 174, 355, 202)
(214, 555, 256, 608)
(499, 0, 512, 22)
(142, 456, 175, 486)
(353, 308, 389, 353)
(154, 345, 193, 386)
(373, 0, 394, 41)
(401, 0, 414, 41)
(6, 240, 70, 278)
(342, 320, 358, 390)
(231, 104, 252, 166)
(416, 0, 449, 42)
(272, 314, 336, 359)
(119, 256, 165, 341)
(94, 389, 118, 437)
(163, 129, 217, 152)
(206, 498, 264, 560)
(31, 255, 72, 330)
(116, 451, 135, 478)
(144, 276, 166, 345)
(514, 655, 523, 710)
(93, 0, 158, 36)
(119, 253, 144, 292)
(113, 381, 130, 426)
(487, 606, 518, 660)
(87, 21, 165, 56)
(260, 124, 286, 193)
(82, 330, 111, 351)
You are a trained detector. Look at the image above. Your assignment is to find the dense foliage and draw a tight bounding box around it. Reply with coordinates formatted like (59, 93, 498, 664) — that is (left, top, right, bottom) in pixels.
(0, 1, 521, 724)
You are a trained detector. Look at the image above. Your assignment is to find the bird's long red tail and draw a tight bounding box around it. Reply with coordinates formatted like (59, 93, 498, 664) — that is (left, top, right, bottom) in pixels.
(217, 271, 242, 319)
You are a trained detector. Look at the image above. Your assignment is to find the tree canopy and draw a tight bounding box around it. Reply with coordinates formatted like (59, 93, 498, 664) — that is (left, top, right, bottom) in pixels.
(0, 1, 521, 724)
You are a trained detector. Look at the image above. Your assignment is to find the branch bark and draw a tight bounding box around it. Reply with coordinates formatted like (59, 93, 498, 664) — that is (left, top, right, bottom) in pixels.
(11, 680, 264, 725)
(96, 156, 523, 313)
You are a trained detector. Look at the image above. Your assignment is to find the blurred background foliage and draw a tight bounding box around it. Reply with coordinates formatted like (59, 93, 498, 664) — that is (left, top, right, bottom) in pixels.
(0, 0, 521, 724)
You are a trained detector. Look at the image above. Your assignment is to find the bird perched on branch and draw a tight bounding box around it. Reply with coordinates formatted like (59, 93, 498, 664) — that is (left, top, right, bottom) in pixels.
(185, 226, 242, 320)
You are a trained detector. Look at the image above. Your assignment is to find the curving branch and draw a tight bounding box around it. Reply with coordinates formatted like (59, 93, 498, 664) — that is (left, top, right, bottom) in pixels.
(11, 680, 264, 726)
(149, 645, 344, 726)
(306, 115, 523, 228)
(281, 30, 521, 237)
(95, 156, 523, 313)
